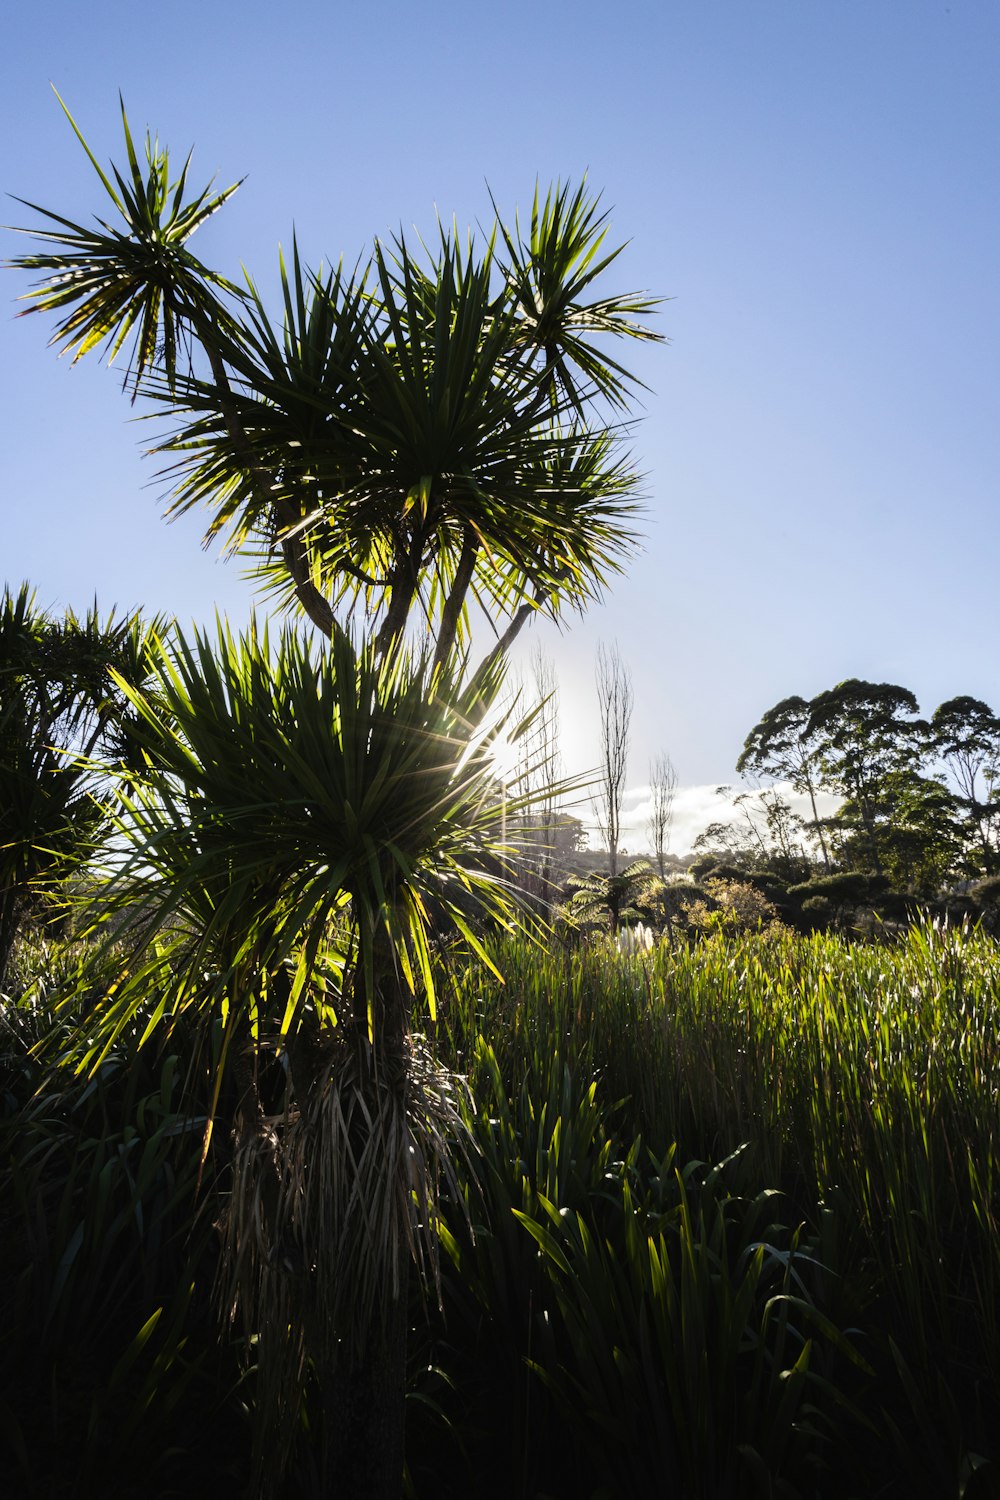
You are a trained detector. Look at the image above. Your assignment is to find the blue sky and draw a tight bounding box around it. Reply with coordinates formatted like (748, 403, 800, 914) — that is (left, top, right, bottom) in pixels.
(3, 1, 998, 847)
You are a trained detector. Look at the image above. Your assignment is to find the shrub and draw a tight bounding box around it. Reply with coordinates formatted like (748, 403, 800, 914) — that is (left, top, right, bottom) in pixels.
(688, 878, 784, 935)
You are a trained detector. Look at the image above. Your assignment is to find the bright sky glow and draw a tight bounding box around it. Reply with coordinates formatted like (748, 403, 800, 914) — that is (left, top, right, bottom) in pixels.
(3, 2, 998, 853)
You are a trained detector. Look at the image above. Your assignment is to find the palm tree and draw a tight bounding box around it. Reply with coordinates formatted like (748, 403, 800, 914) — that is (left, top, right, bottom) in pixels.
(0, 583, 154, 989)
(87, 619, 530, 1496)
(566, 859, 659, 936)
(10, 95, 660, 667)
(9, 96, 662, 1497)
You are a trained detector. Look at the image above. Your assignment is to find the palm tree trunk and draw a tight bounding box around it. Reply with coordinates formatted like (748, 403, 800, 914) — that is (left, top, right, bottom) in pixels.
(478, 589, 548, 678)
(321, 1267, 407, 1500)
(0, 889, 20, 993)
(432, 529, 478, 672)
(315, 923, 410, 1500)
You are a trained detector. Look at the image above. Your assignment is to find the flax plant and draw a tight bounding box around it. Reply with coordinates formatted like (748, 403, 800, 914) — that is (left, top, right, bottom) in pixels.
(431, 952, 867, 1497)
(438, 925, 1000, 1493)
(0, 937, 240, 1495)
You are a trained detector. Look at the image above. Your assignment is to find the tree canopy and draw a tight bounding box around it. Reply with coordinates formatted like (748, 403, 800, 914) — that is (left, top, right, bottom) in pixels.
(11, 94, 662, 667)
(0, 583, 154, 985)
(730, 678, 1000, 896)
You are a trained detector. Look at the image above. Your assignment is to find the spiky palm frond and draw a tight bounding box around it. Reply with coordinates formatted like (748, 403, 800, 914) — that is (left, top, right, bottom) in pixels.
(7, 91, 244, 394)
(10, 102, 659, 659)
(57, 620, 549, 1496)
(495, 179, 664, 413)
(154, 229, 645, 652)
(155, 250, 379, 552)
(0, 585, 160, 984)
(91, 621, 523, 1044)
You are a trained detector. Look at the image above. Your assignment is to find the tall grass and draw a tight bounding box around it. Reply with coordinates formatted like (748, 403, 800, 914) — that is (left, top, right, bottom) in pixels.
(5, 923, 999, 1496)
(426, 923, 1000, 1498)
(0, 939, 248, 1498)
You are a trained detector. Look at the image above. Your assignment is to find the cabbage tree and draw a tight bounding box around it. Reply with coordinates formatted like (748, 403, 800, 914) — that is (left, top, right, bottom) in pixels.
(10, 94, 659, 666)
(9, 97, 660, 1498)
(0, 583, 154, 989)
(85, 618, 530, 1494)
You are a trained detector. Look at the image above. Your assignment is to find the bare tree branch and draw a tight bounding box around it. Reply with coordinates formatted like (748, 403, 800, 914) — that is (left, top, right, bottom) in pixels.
(648, 751, 677, 878)
(594, 641, 632, 877)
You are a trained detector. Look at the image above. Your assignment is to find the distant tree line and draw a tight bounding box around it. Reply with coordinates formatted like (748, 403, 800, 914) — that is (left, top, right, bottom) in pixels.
(691, 680, 1000, 917)
(509, 661, 1000, 935)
